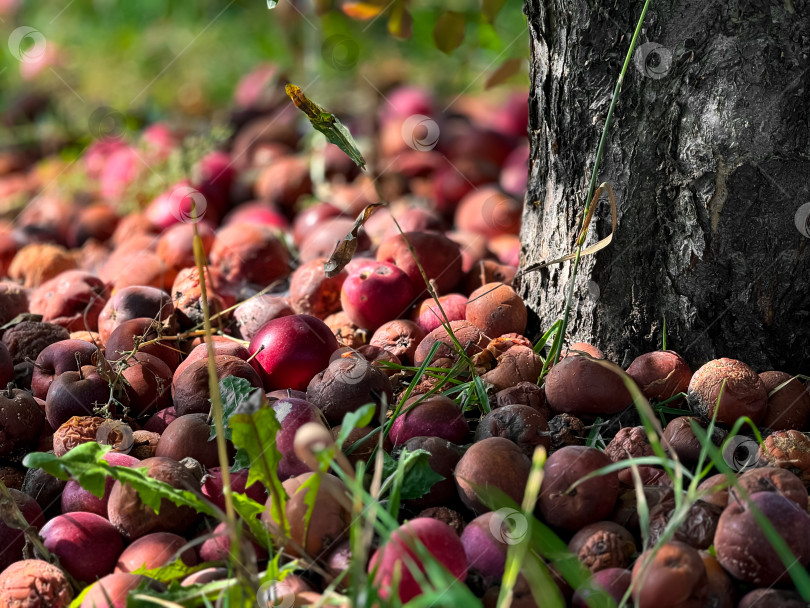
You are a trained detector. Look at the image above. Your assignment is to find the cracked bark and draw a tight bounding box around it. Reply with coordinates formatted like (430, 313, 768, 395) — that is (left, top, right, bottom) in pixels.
(518, 0, 810, 373)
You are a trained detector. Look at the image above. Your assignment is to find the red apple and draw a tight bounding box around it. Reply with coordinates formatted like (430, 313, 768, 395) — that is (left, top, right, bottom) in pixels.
(40, 511, 123, 583)
(411, 293, 468, 334)
(370, 517, 467, 603)
(31, 339, 100, 400)
(249, 314, 338, 391)
(340, 262, 415, 331)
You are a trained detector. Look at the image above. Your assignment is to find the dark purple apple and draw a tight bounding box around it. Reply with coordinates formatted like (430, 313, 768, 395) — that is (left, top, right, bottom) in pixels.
(0, 489, 45, 572)
(31, 339, 100, 400)
(45, 365, 113, 429)
(0, 342, 14, 388)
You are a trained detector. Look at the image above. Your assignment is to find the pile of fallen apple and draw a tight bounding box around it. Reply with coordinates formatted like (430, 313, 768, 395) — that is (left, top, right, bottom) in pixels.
(1, 72, 809, 608)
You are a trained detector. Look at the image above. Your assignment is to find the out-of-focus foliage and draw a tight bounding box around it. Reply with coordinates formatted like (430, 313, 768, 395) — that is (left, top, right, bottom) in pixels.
(0, 0, 527, 129)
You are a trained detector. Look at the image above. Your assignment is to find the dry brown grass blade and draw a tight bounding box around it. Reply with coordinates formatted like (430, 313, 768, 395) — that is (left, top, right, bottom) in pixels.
(515, 182, 617, 278)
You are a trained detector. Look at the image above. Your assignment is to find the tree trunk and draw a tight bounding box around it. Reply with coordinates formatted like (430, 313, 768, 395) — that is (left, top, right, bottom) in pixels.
(518, 0, 810, 373)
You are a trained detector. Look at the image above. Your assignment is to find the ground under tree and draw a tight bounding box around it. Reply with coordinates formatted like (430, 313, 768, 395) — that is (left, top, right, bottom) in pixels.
(517, 0, 810, 373)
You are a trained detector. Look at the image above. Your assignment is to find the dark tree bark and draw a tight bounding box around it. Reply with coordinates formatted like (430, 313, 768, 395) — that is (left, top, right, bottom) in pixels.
(518, 0, 810, 373)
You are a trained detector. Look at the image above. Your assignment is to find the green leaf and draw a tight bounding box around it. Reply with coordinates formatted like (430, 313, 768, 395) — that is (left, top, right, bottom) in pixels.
(131, 558, 214, 583)
(336, 403, 376, 448)
(232, 492, 272, 550)
(231, 448, 251, 472)
(124, 577, 243, 606)
(286, 84, 366, 170)
(211, 376, 256, 440)
(229, 402, 288, 533)
(482, 0, 506, 23)
(24, 443, 216, 518)
(473, 375, 492, 414)
(23, 442, 112, 498)
(382, 448, 444, 501)
(432, 11, 466, 54)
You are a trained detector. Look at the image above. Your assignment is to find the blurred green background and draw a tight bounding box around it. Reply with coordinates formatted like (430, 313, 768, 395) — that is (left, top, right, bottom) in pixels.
(0, 0, 528, 135)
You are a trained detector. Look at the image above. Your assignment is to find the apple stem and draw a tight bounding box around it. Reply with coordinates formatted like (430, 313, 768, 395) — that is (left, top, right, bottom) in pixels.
(5, 383, 13, 398)
(25, 357, 43, 370)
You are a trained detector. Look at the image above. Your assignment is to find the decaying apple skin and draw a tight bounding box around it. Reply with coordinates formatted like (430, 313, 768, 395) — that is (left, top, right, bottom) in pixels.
(631, 541, 708, 608)
(369, 319, 425, 365)
(455, 436, 531, 515)
(538, 445, 619, 531)
(687, 358, 767, 425)
(466, 281, 527, 339)
(626, 350, 692, 403)
(0, 560, 73, 607)
(544, 355, 632, 416)
(714, 491, 810, 586)
(107, 457, 201, 540)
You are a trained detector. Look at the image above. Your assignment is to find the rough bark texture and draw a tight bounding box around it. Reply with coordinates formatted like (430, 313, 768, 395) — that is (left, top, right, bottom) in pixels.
(519, 0, 810, 373)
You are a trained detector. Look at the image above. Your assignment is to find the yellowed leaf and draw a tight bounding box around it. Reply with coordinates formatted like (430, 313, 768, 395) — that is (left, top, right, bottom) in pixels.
(342, 1, 385, 20)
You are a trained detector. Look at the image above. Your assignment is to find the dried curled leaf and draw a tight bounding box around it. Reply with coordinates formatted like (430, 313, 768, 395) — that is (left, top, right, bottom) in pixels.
(516, 182, 617, 279)
(286, 84, 366, 170)
(324, 203, 385, 277)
